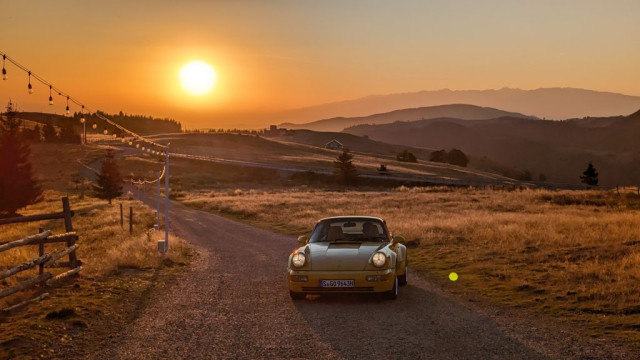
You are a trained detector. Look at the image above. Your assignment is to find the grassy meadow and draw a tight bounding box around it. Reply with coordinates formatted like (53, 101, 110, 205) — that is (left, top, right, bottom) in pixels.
(182, 186, 640, 343)
(0, 142, 192, 359)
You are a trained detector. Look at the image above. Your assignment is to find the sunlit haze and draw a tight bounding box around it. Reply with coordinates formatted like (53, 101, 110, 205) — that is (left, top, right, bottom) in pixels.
(2, 0, 639, 128)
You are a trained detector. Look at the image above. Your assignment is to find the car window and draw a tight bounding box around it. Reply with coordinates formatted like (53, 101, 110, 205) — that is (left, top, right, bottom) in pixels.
(309, 219, 388, 243)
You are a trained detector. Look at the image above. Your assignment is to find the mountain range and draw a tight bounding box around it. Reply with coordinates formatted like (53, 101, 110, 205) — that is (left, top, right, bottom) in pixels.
(280, 104, 536, 132)
(275, 88, 640, 129)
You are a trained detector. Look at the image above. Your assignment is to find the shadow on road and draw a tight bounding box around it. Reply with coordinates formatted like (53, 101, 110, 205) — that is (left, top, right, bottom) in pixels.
(291, 282, 548, 360)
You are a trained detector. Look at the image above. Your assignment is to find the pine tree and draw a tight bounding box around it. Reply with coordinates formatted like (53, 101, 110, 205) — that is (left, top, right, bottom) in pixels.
(0, 102, 42, 217)
(333, 149, 358, 185)
(42, 122, 57, 142)
(580, 162, 598, 186)
(93, 150, 123, 204)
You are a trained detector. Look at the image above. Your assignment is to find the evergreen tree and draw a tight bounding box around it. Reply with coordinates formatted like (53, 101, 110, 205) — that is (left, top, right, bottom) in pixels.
(333, 149, 358, 185)
(0, 102, 42, 217)
(580, 162, 598, 186)
(42, 122, 57, 142)
(93, 150, 123, 204)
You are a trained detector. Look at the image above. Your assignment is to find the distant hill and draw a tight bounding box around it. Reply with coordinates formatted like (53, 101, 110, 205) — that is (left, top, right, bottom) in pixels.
(344, 109, 640, 186)
(280, 104, 536, 132)
(273, 88, 640, 126)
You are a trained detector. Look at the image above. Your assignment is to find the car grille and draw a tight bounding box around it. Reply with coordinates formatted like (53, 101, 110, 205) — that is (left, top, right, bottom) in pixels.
(301, 286, 375, 292)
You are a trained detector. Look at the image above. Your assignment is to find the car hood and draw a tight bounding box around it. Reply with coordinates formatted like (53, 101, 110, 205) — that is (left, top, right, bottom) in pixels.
(308, 242, 386, 271)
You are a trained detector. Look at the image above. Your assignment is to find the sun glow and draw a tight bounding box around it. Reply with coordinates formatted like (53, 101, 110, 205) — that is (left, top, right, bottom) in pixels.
(179, 61, 217, 95)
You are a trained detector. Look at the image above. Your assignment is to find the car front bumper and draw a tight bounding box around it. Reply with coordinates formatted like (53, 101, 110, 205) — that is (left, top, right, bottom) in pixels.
(288, 268, 396, 293)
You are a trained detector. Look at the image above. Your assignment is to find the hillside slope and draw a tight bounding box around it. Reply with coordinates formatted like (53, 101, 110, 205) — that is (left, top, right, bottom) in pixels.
(345, 110, 640, 186)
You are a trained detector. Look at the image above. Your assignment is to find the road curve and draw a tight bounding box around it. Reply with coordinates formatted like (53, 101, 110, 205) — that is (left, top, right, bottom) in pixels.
(89, 193, 548, 360)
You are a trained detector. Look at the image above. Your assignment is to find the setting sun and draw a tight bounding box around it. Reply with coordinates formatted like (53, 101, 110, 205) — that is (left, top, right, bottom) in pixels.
(179, 61, 217, 96)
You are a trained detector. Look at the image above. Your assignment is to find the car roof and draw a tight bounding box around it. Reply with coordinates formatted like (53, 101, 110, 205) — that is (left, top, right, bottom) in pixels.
(318, 216, 385, 223)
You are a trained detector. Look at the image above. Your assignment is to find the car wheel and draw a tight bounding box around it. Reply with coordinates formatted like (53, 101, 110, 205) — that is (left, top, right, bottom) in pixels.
(289, 291, 305, 300)
(384, 277, 398, 300)
(398, 263, 408, 286)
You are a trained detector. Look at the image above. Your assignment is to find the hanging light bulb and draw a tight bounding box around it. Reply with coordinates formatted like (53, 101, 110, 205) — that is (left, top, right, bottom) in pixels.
(141, 146, 145, 151)
(136, 143, 140, 148)
(2, 55, 7, 80)
(65, 96, 70, 116)
(128, 140, 133, 146)
(48, 85, 53, 105)
(147, 148, 151, 153)
(121, 137, 126, 143)
(103, 128, 108, 135)
(27, 71, 33, 94)
(92, 123, 97, 129)
(112, 133, 117, 139)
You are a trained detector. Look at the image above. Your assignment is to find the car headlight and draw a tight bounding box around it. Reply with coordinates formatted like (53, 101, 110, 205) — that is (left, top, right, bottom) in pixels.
(292, 253, 306, 267)
(372, 252, 386, 267)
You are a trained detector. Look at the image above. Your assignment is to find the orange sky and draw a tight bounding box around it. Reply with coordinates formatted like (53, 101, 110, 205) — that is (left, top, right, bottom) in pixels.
(2, 1, 639, 128)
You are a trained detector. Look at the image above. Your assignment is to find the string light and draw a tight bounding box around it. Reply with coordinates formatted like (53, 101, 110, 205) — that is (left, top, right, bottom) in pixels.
(128, 140, 133, 146)
(0, 51, 167, 149)
(92, 123, 97, 129)
(103, 128, 108, 135)
(27, 71, 33, 94)
(65, 96, 70, 115)
(112, 133, 117, 139)
(142, 146, 145, 151)
(121, 137, 126, 143)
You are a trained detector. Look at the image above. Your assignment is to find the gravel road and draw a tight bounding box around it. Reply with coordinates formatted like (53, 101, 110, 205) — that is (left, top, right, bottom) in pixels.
(81, 193, 557, 360)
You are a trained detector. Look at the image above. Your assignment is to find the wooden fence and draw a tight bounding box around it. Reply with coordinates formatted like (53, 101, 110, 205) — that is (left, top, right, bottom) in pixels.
(0, 197, 82, 313)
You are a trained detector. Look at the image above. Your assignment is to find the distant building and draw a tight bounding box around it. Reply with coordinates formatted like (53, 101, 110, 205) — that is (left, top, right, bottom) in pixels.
(324, 139, 344, 150)
(270, 125, 278, 132)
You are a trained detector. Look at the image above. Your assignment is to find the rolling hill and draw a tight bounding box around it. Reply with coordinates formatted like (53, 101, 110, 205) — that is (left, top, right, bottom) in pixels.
(273, 87, 640, 126)
(344, 109, 640, 186)
(280, 104, 536, 132)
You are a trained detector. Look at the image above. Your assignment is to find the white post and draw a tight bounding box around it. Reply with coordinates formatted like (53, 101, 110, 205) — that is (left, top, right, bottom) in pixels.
(157, 170, 161, 226)
(164, 143, 170, 252)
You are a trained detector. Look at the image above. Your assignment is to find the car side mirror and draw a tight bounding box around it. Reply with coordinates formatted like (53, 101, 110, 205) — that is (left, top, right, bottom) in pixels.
(297, 235, 309, 245)
(391, 235, 406, 245)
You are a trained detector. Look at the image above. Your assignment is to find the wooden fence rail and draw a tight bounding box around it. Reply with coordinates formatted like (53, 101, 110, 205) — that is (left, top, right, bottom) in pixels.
(0, 197, 82, 314)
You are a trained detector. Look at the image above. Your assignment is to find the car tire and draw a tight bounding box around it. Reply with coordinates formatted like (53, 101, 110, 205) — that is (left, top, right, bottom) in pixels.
(398, 263, 408, 286)
(289, 291, 305, 300)
(385, 277, 398, 300)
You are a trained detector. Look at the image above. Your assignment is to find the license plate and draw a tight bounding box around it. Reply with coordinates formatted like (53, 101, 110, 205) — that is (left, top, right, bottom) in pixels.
(320, 279, 354, 288)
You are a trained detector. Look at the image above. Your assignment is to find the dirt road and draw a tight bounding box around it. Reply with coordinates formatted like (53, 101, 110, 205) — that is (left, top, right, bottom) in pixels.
(77, 192, 564, 360)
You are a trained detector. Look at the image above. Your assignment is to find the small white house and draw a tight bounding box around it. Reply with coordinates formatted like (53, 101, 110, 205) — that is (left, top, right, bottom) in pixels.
(324, 139, 344, 150)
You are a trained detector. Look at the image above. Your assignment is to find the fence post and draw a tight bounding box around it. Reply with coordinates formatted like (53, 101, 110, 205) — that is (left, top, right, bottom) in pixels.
(120, 203, 124, 228)
(62, 197, 78, 268)
(38, 227, 44, 276)
(129, 206, 133, 234)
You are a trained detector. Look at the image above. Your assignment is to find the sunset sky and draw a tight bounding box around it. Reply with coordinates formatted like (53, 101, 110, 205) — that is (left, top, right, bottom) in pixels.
(2, 0, 639, 128)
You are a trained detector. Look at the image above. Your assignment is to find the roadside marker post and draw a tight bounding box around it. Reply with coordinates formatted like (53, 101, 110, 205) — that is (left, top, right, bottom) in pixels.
(158, 143, 170, 253)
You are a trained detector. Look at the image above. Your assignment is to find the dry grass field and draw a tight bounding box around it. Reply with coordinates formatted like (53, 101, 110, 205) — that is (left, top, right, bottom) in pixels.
(182, 186, 640, 344)
(0, 142, 192, 359)
(0, 190, 192, 358)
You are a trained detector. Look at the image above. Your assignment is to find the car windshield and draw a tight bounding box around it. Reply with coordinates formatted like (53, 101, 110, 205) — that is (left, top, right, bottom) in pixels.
(309, 219, 389, 243)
